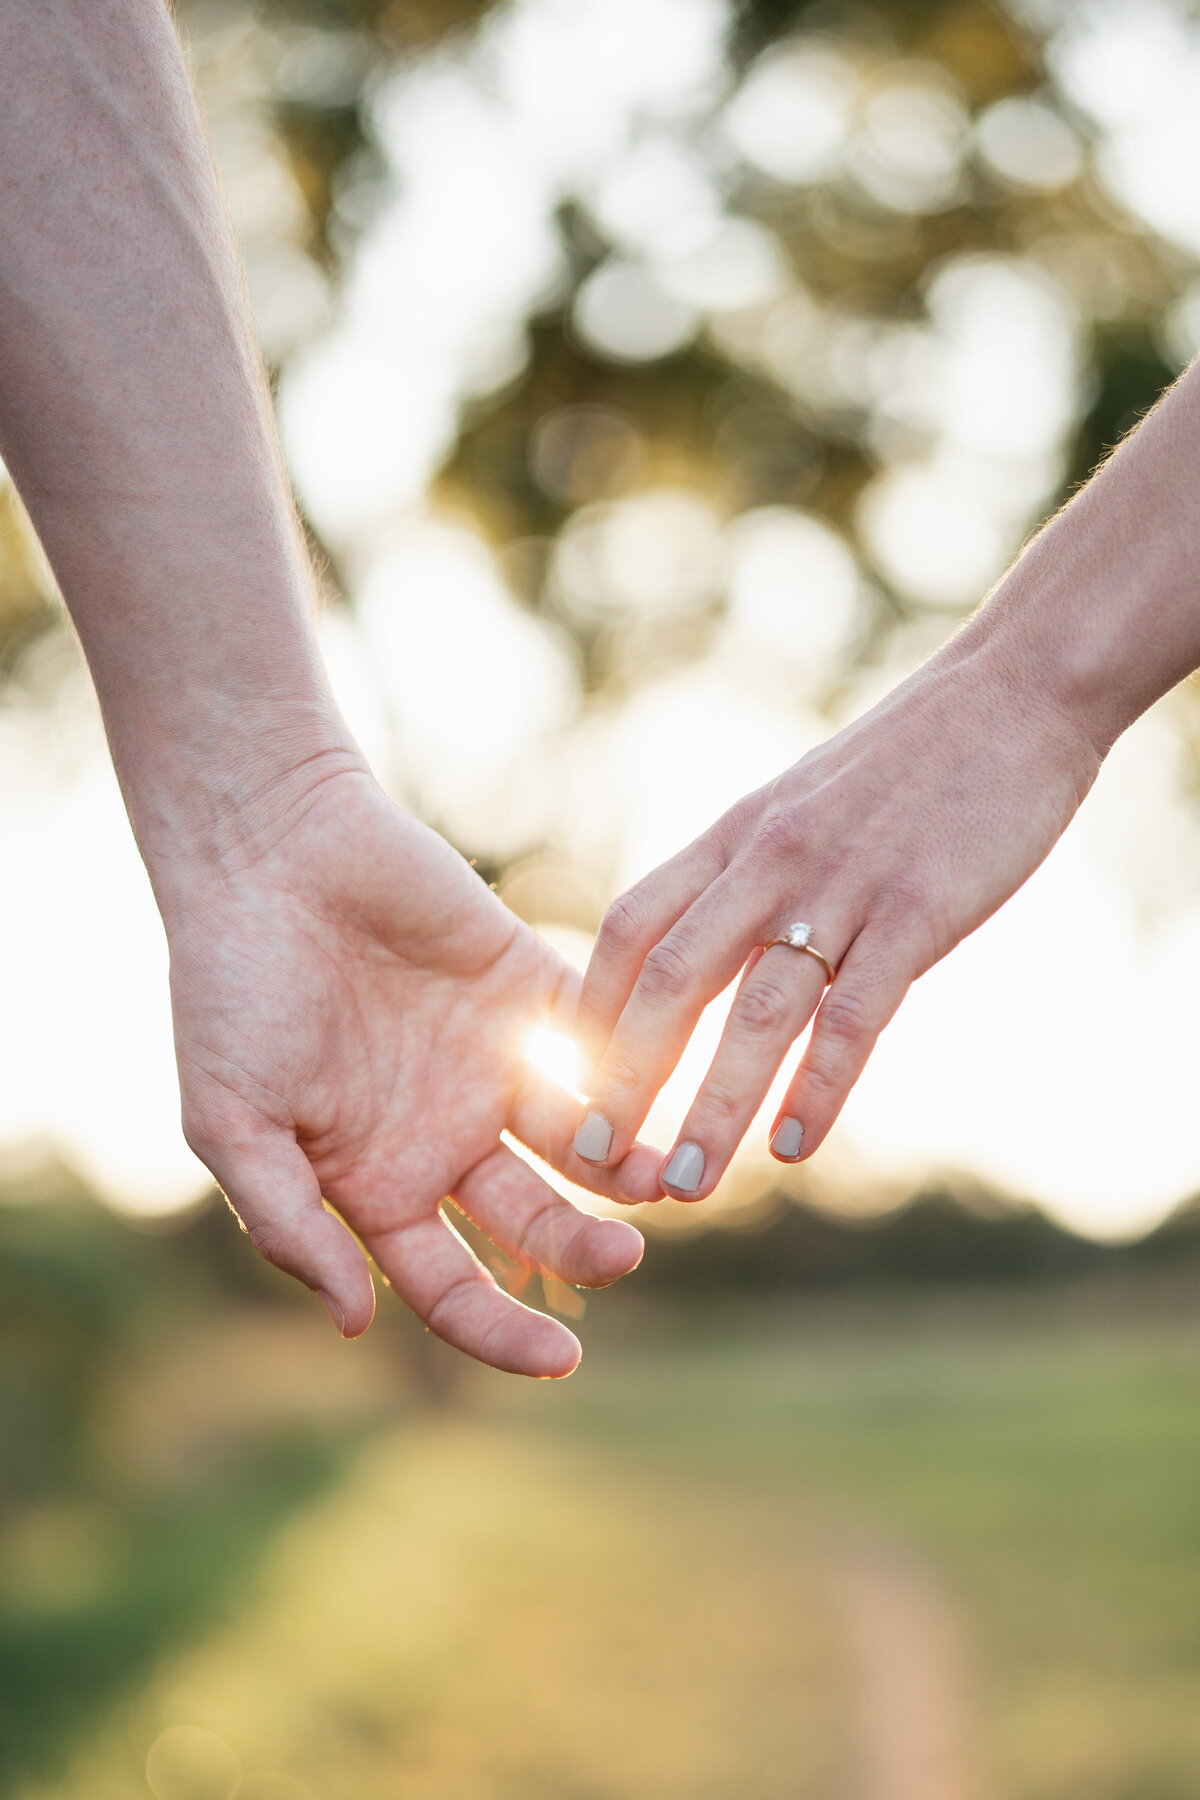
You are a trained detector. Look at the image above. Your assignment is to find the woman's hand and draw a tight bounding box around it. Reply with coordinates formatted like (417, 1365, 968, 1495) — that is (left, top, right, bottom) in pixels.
(573, 632, 1103, 1199)
(165, 770, 662, 1376)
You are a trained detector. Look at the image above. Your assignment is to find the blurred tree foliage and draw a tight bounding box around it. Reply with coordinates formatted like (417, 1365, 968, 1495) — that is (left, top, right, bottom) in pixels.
(0, 1177, 351, 1791)
(2, 0, 1194, 689)
(127, 0, 1200, 759)
(429, 0, 1187, 697)
(259, 0, 502, 265)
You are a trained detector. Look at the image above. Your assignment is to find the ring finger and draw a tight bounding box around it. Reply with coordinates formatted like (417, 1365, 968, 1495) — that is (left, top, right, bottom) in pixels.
(659, 917, 852, 1200)
(571, 870, 775, 1171)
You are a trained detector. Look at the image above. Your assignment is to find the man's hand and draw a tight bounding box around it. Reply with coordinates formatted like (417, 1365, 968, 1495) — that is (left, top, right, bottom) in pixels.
(0, 3, 656, 1380)
(167, 770, 661, 1376)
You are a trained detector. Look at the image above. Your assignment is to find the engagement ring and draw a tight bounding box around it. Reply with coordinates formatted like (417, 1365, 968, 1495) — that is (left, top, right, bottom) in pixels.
(762, 920, 836, 985)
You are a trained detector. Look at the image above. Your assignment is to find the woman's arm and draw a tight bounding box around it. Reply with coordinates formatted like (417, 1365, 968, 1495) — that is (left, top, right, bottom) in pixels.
(0, 0, 659, 1368)
(573, 358, 1200, 1198)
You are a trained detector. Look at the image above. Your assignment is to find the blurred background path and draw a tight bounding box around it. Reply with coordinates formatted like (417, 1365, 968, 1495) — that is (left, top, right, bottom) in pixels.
(824, 1534, 975, 1800)
(10, 1226, 1200, 1800)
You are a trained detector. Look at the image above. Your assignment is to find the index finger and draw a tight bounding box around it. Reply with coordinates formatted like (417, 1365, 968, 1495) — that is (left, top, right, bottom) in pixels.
(508, 1069, 666, 1204)
(574, 872, 775, 1168)
(576, 843, 723, 1066)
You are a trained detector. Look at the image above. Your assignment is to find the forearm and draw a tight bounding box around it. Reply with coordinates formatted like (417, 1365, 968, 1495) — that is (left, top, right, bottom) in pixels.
(959, 360, 1200, 753)
(0, 1, 362, 907)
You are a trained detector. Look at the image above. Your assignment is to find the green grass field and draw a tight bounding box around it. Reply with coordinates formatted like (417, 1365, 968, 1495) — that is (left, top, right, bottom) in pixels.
(15, 1278, 1200, 1800)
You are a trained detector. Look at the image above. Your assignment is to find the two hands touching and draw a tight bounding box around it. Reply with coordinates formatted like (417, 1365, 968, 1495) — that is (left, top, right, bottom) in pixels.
(8, 1, 1200, 1379)
(173, 614, 1102, 1375)
(167, 764, 666, 1377)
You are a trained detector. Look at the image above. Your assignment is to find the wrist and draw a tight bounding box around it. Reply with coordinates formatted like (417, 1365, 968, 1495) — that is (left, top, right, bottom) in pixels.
(968, 529, 1132, 760)
(121, 697, 374, 921)
(963, 366, 1200, 755)
(928, 570, 1108, 794)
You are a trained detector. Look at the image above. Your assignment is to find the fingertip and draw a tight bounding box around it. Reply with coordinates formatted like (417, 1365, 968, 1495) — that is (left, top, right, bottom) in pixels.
(530, 1317, 582, 1379)
(318, 1290, 346, 1334)
(768, 1116, 806, 1163)
(344, 1278, 377, 1339)
(612, 1143, 667, 1205)
(659, 1140, 714, 1202)
(319, 1268, 376, 1339)
(572, 1109, 615, 1166)
(465, 1302, 582, 1378)
(657, 1173, 717, 1203)
(575, 1215, 644, 1286)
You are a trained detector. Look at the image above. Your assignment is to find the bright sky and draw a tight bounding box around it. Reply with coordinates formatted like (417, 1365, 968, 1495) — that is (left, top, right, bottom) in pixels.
(3, 0, 1200, 1239)
(3, 620, 1200, 1241)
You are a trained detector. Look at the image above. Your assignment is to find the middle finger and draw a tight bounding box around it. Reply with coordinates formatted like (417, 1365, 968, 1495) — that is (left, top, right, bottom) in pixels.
(660, 916, 851, 1199)
(572, 871, 774, 1168)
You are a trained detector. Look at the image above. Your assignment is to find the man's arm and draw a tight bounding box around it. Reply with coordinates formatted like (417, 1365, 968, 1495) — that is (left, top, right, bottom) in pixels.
(0, 0, 356, 895)
(0, 1, 659, 1369)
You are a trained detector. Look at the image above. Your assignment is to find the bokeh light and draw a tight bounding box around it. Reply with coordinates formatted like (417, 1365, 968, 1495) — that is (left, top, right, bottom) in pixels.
(4, 0, 1200, 1243)
(11, 6, 1200, 1797)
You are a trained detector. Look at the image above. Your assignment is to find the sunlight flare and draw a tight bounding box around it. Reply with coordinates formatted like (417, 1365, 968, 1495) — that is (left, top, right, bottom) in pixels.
(524, 1026, 585, 1100)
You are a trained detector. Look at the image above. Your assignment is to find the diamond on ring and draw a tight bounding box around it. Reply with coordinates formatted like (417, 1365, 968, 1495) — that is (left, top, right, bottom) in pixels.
(761, 919, 836, 985)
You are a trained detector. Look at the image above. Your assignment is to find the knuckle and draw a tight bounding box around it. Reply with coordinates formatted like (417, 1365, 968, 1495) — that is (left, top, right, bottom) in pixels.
(751, 809, 804, 862)
(713, 792, 761, 850)
(598, 1042, 643, 1097)
(696, 1081, 740, 1129)
(427, 1272, 491, 1336)
(730, 976, 793, 1036)
(515, 1198, 558, 1270)
(597, 889, 652, 956)
(639, 938, 694, 1003)
(816, 987, 872, 1047)
(872, 875, 930, 932)
(797, 1048, 844, 1102)
(247, 1218, 288, 1270)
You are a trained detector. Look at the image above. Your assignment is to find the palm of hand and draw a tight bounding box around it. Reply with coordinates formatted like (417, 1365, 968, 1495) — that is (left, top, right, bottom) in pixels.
(169, 776, 655, 1374)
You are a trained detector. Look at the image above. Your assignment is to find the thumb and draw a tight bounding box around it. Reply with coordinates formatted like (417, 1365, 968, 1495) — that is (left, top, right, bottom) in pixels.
(190, 1116, 375, 1337)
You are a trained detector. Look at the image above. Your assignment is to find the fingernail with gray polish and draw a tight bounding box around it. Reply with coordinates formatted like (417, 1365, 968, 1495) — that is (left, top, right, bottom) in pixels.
(770, 1117, 805, 1161)
(573, 1110, 614, 1164)
(662, 1140, 706, 1194)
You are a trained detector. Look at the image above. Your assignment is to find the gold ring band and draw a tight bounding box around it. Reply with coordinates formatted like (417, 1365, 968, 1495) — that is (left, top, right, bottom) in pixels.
(762, 921, 836, 985)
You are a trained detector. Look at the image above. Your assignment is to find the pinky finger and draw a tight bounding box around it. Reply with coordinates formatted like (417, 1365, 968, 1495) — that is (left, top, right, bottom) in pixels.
(769, 937, 911, 1164)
